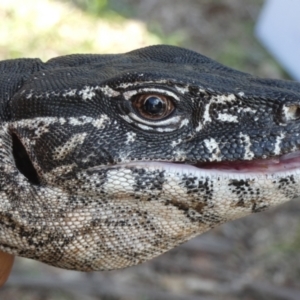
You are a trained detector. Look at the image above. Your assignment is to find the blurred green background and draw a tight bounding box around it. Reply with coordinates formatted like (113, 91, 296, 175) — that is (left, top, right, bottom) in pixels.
(1, 0, 284, 77)
(1, 1, 300, 300)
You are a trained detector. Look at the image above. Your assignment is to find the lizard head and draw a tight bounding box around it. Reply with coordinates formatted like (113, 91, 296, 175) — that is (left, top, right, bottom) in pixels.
(2, 45, 300, 271)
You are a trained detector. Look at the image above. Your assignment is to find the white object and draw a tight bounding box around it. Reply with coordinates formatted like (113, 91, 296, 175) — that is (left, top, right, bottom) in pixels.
(255, 0, 300, 81)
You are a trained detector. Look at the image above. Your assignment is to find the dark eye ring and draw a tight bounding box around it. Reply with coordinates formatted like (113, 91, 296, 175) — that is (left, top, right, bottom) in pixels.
(132, 94, 175, 120)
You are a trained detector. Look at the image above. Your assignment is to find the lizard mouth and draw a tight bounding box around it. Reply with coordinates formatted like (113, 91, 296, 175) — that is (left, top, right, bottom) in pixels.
(184, 150, 300, 173)
(119, 150, 300, 176)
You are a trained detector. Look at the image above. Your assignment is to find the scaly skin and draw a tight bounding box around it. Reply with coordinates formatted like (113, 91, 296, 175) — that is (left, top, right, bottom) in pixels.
(0, 45, 300, 274)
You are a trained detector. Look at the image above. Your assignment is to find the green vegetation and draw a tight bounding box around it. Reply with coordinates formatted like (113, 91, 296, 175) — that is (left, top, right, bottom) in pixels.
(0, 0, 162, 61)
(1, 0, 283, 79)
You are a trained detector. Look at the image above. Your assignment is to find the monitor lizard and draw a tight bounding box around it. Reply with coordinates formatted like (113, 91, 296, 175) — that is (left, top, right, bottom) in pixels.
(1, 45, 300, 285)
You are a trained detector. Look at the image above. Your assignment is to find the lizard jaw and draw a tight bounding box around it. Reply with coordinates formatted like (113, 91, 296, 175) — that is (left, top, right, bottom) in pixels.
(191, 150, 300, 174)
(116, 150, 300, 175)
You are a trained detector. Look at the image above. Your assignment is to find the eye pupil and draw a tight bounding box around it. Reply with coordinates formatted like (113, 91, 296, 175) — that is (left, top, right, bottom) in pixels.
(132, 93, 175, 120)
(143, 96, 165, 115)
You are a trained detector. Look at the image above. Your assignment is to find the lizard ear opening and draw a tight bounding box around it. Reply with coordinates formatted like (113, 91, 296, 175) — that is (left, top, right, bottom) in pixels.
(12, 133, 40, 185)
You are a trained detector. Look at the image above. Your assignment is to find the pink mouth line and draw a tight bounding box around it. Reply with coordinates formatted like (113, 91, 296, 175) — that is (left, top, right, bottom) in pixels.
(111, 151, 300, 176)
(191, 150, 300, 173)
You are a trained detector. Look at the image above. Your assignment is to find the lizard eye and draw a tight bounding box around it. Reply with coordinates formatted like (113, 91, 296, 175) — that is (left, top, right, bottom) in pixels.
(132, 94, 175, 120)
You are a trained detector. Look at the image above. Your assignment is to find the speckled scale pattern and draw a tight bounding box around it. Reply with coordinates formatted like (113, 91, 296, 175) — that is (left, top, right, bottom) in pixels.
(0, 45, 300, 271)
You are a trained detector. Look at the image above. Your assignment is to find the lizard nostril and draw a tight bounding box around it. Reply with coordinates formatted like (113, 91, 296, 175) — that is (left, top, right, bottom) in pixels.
(12, 133, 40, 185)
(281, 104, 300, 122)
